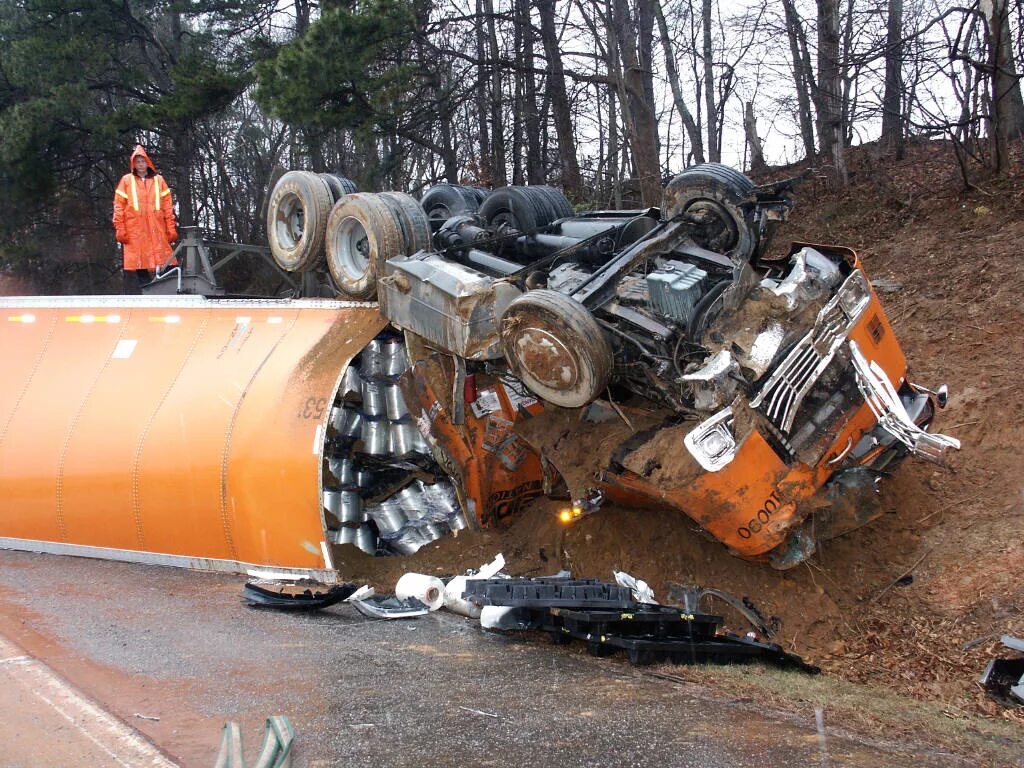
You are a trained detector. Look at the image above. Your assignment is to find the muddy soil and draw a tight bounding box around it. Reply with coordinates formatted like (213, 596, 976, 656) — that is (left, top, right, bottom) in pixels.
(341, 141, 1024, 725)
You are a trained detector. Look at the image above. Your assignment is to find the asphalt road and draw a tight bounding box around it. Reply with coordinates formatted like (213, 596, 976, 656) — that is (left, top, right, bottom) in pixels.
(0, 550, 969, 768)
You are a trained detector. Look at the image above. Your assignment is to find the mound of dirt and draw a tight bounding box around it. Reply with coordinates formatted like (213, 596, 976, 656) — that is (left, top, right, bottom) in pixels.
(341, 140, 1023, 722)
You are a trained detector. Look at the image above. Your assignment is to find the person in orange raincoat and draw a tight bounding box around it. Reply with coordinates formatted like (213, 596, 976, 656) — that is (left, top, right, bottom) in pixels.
(113, 145, 178, 293)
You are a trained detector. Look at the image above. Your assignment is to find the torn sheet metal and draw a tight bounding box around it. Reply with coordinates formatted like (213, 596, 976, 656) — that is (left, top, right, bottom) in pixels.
(345, 586, 431, 618)
(680, 350, 740, 412)
(242, 580, 357, 610)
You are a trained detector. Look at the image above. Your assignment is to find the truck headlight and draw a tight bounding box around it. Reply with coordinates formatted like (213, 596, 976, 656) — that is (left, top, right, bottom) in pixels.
(684, 407, 737, 472)
(838, 270, 870, 321)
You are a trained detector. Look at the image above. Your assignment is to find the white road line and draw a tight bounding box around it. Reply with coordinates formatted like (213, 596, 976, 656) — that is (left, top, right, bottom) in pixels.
(0, 636, 177, 767)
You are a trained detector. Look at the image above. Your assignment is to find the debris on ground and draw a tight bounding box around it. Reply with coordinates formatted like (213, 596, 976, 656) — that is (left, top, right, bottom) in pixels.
(462, 573, 817, 671)
(242, 579, 357, 611)
(344, 585, 430, 619)
(214, 715, 293, 768)
(394, 572, 445, 610)
(979, 636, 1024, 707)
(442, 553, 508, 618)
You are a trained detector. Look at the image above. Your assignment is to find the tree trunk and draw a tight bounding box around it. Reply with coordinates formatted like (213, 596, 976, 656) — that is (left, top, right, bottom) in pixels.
(474, 0, 492, 185)
(611, 0, 662, 205)
(483, 0, 507, 186)
(983, 0, 1024, 172)
(537, 0, 581, 198)
(743, 101, 767, 173)
(702, 0, 719, 162)
(815, 0, 846, 186)
(518, 0, 543, 184)
(653, 0, 705, 163)
(880, 0, 904, 152)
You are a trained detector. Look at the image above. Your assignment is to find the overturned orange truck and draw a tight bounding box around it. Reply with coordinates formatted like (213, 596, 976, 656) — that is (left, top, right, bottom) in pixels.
(0, 164, 958, 575)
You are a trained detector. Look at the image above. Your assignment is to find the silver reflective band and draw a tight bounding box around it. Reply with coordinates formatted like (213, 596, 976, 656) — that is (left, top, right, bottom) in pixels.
(684, 406, 737, 472)
(848, 340, 960, 462)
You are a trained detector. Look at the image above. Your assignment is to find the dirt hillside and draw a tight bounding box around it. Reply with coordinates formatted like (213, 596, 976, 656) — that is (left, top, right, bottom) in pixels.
(340, 140, 1024, 728)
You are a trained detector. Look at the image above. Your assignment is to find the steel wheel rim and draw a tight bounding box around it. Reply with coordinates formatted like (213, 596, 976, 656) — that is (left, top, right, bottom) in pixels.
(274, 192, 305, 250)
(334, 216, 371, 277)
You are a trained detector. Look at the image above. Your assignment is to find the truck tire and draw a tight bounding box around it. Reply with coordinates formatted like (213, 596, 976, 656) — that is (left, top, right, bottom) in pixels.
(377, 191, 432, 255)
(267, 171, 333, 272)
(420, 184, 482, 229)
(479, 186, 542, 233)
(533, 185, 574, 220)
(499, 289, 612, 409)
(325, 193, 404, 300)
(319, 173, 359, 201)
(661, 163, 756, 259)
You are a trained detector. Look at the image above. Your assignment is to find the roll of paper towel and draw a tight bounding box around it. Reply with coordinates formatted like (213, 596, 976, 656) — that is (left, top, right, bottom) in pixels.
(395, 572, 445, 611)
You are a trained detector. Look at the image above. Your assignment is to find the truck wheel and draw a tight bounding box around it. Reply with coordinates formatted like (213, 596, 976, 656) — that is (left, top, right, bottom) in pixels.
(319, 173, 359, 201)
(325, 193, 404, 300)
(267, 171, 333, 272)
(420, 184, 482, 229)
(479, 186, 543, 232)
(377, 191, 432, 255)
(662, 163, 756, 259)
(499, 289, 612, 409)
(533, 186, 574, 220)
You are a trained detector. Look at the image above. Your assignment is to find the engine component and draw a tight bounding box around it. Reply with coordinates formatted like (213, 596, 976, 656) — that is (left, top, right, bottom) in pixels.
(680, 350, 740, 412)
(380, 252, 521, 359)
(499, 289, 612, 408)
(547, 263, 593, 295)
(646, 260, 708, 326)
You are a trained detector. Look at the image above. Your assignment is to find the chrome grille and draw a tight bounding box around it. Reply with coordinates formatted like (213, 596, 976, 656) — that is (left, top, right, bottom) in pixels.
(751, 271, 868, 434)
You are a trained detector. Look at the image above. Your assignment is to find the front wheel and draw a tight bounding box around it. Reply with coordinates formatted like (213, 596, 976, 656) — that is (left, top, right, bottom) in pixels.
(499, 289, 612, 409)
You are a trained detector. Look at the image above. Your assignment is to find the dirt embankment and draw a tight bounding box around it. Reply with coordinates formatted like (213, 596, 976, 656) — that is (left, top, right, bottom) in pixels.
(343, 141, 1024, 728)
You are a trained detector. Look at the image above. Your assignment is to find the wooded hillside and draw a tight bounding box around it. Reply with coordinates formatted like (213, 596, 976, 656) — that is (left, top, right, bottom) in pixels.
(1, 0, 1021, 293)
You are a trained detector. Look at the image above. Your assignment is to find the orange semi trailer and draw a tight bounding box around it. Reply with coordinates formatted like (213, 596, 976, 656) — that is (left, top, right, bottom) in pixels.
(0, 296, 386, 577)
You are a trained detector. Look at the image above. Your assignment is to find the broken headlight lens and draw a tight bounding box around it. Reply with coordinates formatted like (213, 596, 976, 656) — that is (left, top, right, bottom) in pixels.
(838, 270, 871, 321)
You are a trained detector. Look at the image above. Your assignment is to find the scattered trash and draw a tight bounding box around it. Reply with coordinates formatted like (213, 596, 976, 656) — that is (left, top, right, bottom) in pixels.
(458, 705, 499, 719)
(394, 572, 446, 611)
(345, 586, 430, 619)
(133, 712, 160, 722)
(443, 553, 508, 618)
(479, 605, 535, 630)
(463, 574, 816, 672)
(979, 636, 1024, 707)
(242, 579, 357, 610)
(613, 570, 657, 604)
(214, 715, 293, 768)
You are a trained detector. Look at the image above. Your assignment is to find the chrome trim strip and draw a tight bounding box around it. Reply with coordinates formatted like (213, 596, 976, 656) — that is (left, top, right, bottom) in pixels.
(0, 537, 339, 582)
(848, 340, 960, 461)
(1, 296, 376, 310)
(751, 269, 870, 433)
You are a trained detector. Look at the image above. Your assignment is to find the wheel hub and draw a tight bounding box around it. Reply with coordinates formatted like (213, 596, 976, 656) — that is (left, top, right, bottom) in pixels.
(510, 326, 579, 391)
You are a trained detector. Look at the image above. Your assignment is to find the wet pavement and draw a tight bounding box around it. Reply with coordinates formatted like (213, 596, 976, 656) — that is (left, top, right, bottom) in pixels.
(0, 550, 970, 768)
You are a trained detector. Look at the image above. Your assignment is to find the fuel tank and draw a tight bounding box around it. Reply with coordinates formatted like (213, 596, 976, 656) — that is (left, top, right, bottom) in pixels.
(0, 296, 386, 577)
